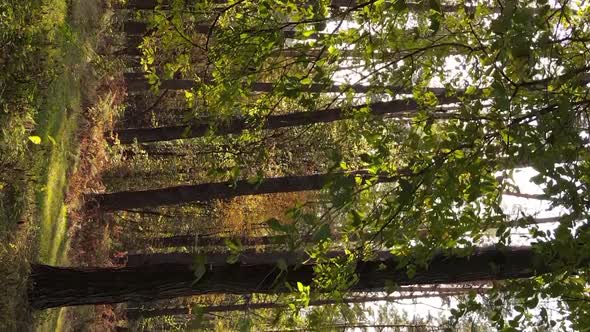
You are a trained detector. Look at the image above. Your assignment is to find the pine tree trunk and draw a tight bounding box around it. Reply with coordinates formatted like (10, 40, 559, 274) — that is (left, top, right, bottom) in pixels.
(29, 246, 550, 309)
(123, 20, 303, 38)
(124, 36, 389, 58)
(144, 235, 282, 248)
(267, 324, 437, 331)
(89, 171, 398, 211)
(140, 216, 562, 249)
(125, 76, 448, 94)
(126, 251, 303, 267)
(108, 99, 457, 144)
(125, 0, 461, 11)
(127, 291, 473, 319)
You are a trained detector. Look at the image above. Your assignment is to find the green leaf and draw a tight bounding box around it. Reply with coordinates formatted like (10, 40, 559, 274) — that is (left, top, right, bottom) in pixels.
(193, 262, 206, 280)
(226, 254, 239, 264)
(225, 238, 243, 253)
(385, 279, 398, 294)
(301, 29, 315, 37)
(191, 253, 207, 284)
(398, 178, 413, 204)
(406, 264, 416, 279)
(428, 0, 442, 33)
(465, 86, 478, 95)
(266, 218, 286, 233)
(525, 296, 539, 308)
(188, 304, 206, 328)
(277, 258, 288, 271)
(359, 153, 372, 163)
(429, 14, 441, 33)
(312, 223, 331, 243)
(238, 317, 253, 332)
(392, 0, 407, 12)
(300, 77, 312, 85)
(428, 0, 442, 13)
(350, 210, 364, 227)
(297, 281, 305, 292)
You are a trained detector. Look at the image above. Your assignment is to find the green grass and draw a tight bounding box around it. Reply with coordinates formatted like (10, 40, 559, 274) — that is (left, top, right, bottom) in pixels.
(34, 109, 79, 332)
(35, 48, 82, 267)
(0, 0, 115, 330)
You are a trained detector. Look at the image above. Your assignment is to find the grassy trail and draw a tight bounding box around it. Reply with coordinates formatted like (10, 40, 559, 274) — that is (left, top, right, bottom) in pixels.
(34, 1, 116, 331)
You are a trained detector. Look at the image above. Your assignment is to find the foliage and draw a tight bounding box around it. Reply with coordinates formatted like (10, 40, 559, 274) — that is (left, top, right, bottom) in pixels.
(128, 0, 590, 329)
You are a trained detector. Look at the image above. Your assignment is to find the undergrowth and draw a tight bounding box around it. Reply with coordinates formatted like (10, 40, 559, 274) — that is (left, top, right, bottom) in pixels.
(0, 0, 124, 330)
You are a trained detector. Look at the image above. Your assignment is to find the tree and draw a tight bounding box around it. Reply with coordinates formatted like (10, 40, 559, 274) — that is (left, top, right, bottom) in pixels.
(124, 0, 465, 10)
(142, 234, 282, 249)
(125, 77, 443, 93)
(127, 291, 475, 319)
(108, 98, 458, 144)
(89, 170, 400, 211)
(29, 246, 560, 309)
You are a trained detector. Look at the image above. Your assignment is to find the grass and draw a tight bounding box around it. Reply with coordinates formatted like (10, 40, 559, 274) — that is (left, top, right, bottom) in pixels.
(0, 0, 120, 330)
(34, 110, 79, 332)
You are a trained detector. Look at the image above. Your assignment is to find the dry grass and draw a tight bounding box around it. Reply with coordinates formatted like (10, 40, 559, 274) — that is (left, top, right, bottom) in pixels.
(62, 77, 125, 331)
(66, 69, 125, 260)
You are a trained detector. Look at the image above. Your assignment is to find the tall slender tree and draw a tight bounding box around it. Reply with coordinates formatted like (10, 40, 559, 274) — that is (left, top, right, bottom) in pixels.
(29, 246, 559, 309)
(89, 170, 401, 211)
(108, 98, 457, 144)
(127, 291, 475, 319)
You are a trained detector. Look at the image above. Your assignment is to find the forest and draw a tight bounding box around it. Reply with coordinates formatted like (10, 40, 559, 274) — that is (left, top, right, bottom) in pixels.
(1, 0, 590, 330)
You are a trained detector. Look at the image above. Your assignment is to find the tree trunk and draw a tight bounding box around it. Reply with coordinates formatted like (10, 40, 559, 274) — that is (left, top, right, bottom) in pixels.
(127, 291, 476, 319)
(89, 171, 399, 211)
(136, 215, 561, 251)
(126, 251, 307, 267)
(124, 36, 391, 59)
(144, 235, 283, 249)
(123, 20, 310, 38)
(266, 324, 437, 331)
(125, 0, 463, 11)
(29, 246, 552, 309)
(125, 76, 448, 94)
(108, 98, 457, 144)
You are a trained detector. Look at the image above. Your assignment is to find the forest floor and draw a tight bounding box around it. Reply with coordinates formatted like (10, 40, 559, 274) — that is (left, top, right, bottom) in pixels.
(0, 0, 123, 330)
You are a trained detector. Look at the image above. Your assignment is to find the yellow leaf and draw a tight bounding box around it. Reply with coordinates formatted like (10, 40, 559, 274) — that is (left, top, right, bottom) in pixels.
(28, 136, 41, 144)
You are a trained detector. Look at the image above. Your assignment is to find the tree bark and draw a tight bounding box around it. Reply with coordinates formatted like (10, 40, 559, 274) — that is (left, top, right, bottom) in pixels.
(125, 76, 448, 94)
(29, 246, 552, 309)
(89, 170, 400, 211)
(266, 324, 437, 331)
(144, 235, 283, 249)
(140, 214, 559, 249)
(125, 0, 463, 11)
(126, 251, 310, 267)
(123, 20, 303, 38)
(108, 98, 457, 144)
(127, 291, 476, 319)
(124, 36, 393, 59)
